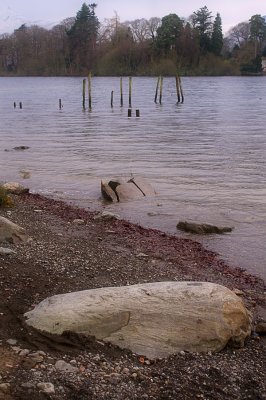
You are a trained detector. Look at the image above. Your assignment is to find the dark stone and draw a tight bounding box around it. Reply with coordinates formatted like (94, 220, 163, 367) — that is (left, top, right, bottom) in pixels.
(177, 221, 234, 235)
(13, 146, 30, 151)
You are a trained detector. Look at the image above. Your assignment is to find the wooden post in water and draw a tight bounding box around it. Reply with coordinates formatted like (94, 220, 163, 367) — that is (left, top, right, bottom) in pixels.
(159, 76, 163, 105)
(111, 91, 114, 108)
(120, 77, 123, 107)
(176, 75, 181, 103)
(178, 76, 184, 103)
(136, 109, 140, 117)
(59, 99, 62, 109)
(13, 102, 16, 108)
(154, 76, 160, 103)
(128, 109, 132, 117)
(82, 79, 86, 109)
(19, 102, 22, 109)
(129, 77, 132, 108)
(88, 72, 92, 110)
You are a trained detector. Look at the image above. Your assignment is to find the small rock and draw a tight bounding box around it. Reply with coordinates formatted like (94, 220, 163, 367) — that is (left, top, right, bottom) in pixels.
(233, 289, 244, 296)
(28, 354, 44, 364)
(122, 368, 130, 374)
(0, 217, 29, 244)
(255, 322, 266, 334)
(19, 349, 30, 357)
(37, 382, 55, 394)
(0, 383, 11, 394)
(13, 146, 30, 151)
(94, 211, 120, 221)
(177, 221, 233, 234)
(136, 253, 149, 258)
(55, 360, 78, 373)
(11, 346, 21, 353)
(2, 182, 29, 195)
(105, 373, 121, 384)
(19, 170, 31, 179)
(6, 339, 17, 346)
(73, 219, 85, 225)
(0, 247, 16, 255)
(34, 209, 43, 213)
(21, 382, 35, 389)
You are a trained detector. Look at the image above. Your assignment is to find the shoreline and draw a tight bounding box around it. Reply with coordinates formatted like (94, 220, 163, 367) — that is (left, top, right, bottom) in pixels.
(0, 192, 265, 399)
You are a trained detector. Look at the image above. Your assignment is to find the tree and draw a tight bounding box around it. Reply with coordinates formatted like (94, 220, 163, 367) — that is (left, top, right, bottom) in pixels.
(155, 14, 183, 54)
(147, 17, 161, 41)
(227, 22, 250, 48)
(211, 13, 223, 55)
(67, 2, 99, 72)
(249, 14, 266, 57)
(192, 6, 213, 52)
(125, 19, 150, 43)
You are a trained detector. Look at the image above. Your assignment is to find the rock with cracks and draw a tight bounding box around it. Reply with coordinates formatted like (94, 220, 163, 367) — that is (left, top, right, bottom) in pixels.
(0, 216, 29, 244)
(24, 281, 251, 359)
(101, 176, 155, 203)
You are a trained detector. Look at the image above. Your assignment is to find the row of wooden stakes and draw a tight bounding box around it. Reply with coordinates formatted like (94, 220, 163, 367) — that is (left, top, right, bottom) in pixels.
(81, 75, 184, 111)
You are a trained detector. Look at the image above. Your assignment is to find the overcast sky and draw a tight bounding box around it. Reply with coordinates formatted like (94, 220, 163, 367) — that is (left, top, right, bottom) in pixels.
(0, 0, 265, 35)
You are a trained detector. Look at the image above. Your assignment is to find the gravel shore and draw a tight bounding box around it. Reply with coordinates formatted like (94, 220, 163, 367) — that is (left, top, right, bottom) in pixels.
(0, 193, 265, 400)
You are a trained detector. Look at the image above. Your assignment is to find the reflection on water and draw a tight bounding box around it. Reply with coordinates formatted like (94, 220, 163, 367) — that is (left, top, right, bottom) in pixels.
(0, 76, 265, 280)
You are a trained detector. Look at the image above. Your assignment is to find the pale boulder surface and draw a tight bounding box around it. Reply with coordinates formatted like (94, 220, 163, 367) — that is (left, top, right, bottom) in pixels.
(2, 182, 29, 195)
(0, 216, 29, 244)
(24, 282, 251, 359)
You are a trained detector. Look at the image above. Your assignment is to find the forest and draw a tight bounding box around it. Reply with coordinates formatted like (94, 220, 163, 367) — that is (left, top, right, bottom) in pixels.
(0, 2, 266, 76)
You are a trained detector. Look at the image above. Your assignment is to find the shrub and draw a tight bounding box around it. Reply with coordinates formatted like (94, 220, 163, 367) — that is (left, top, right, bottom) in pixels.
(0, 185, 13, 207)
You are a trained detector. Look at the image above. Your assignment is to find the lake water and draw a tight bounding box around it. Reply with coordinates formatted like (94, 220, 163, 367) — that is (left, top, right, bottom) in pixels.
(0, 76, 265, 280)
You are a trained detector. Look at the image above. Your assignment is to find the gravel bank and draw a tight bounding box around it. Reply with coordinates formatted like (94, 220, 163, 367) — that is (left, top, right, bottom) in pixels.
(0, 193, 265, 400)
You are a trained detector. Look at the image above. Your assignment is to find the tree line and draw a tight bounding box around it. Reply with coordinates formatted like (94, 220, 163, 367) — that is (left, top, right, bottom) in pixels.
(0, 3, 265, 76)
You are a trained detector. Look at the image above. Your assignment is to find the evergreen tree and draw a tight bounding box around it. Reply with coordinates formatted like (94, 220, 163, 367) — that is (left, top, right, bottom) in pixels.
(67, 3, 99, 72)
(211, 13, 223, 55)
(192, 6, 213, 53)
(155, 14, 183, 54)
(249, 14, 266, 57)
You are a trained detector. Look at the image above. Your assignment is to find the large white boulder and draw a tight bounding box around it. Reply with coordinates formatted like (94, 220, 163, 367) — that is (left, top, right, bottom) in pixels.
(0, 216, 29, 244)
(24, 282, 251, 359)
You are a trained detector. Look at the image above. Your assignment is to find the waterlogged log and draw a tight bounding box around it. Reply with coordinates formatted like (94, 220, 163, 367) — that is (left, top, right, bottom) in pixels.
(24, 281, 251, 359)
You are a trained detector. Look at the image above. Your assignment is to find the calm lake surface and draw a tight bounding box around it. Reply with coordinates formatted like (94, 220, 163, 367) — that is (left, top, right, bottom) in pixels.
(0, 76, 265, 280)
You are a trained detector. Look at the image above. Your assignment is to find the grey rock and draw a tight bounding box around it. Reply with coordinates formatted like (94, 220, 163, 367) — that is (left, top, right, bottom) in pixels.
(101, 180, 118, 203)
(6, 339, 17, 345)
(0, 247, 16, 255)
(177, 221, 234, 234)
(94, 211, 120, 221)
(116, 182, 144, 202)
(13, 146, 30, 151)
(255, 322, 266, 334)
(37, 382, 55, 394)
(73, 219, 85, 225)
(2, 182, 29, 195)
(55, 360, 78, 373)
(0, 217, 29, 244)
(101, 176, 155, 203)
(129, 177, 156, 196)
(24, 281, 251, 359)
(0, 383, 11, 394)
